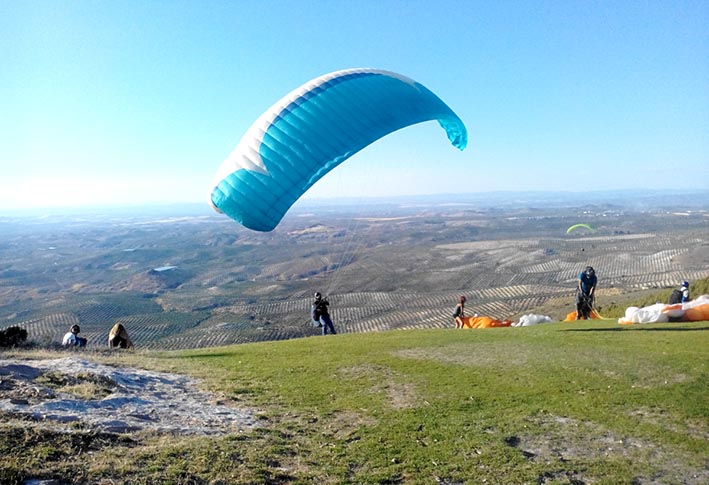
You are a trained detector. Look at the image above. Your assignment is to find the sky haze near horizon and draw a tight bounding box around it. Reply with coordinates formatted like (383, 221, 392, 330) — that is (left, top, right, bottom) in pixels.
(2, 0, 707, 211)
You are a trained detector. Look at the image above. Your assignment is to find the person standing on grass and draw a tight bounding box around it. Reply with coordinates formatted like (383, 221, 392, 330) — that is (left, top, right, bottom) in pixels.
(313, 292, 336, 335)
(453, 295, 466, 328)
(576, 266, 597, 319)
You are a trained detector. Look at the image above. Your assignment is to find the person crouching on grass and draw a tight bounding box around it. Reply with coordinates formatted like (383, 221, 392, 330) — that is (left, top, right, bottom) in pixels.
(108, 323, 134, 349)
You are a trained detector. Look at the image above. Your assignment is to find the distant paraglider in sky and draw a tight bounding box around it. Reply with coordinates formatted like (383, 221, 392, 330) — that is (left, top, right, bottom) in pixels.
(566, 223, 594, 235)
(209, 68, 468, 231)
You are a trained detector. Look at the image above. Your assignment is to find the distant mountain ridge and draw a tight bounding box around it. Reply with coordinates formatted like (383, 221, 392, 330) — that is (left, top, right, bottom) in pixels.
(1, 189, 708, 218)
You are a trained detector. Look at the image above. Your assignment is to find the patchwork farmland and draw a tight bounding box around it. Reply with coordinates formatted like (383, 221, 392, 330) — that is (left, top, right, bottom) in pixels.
(1, 194, 707, 350)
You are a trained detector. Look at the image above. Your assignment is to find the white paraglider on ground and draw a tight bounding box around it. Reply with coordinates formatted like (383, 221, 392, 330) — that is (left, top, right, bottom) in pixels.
(619, 295, 709, 324)
(512, 314, 554, 327)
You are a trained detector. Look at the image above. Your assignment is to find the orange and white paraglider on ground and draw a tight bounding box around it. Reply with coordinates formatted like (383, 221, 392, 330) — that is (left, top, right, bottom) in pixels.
(619, 295, 709, 324)
(459, 316, 513, 329)
(563, 309, 603, 321)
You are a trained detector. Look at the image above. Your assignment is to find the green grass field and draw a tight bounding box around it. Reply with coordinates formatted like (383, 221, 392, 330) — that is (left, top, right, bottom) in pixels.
(2, 319, 708, 484)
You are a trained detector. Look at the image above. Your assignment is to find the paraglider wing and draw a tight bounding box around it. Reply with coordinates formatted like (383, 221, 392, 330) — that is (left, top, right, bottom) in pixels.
(566, 223, 594, 234)
(209, 68, 468, 231)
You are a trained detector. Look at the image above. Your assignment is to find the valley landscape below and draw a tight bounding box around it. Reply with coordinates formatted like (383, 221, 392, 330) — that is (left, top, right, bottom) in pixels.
(1, 190, 708, 484)
(2, 190, 708, 350)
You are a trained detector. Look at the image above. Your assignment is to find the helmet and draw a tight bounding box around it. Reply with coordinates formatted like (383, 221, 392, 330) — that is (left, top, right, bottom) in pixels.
(585, 266, 595, 276)
(314, 292, 321, 299)
(682, 281, 689, 288)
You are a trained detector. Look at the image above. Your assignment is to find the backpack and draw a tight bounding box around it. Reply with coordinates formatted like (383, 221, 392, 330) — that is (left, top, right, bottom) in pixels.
(310, 304, 322, 327)
(668, 289, 683, 305)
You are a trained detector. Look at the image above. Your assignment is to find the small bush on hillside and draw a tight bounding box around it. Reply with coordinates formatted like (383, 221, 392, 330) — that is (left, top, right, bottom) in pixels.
(690, 276, 709, 295)
(0, 326, 28, 347)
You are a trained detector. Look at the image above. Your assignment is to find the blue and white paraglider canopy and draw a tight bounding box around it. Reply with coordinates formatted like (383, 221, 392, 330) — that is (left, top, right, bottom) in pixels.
(209, 68, 468, 232)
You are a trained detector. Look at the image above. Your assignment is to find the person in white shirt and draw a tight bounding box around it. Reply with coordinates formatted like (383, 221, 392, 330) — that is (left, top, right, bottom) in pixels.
(62, 325, 87, 347)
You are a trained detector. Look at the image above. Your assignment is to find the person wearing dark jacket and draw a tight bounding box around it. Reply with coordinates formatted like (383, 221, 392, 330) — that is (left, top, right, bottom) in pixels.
(669, 281, 691, 304)
(576, 266, 597, 320)
(312, 292, 336, 335)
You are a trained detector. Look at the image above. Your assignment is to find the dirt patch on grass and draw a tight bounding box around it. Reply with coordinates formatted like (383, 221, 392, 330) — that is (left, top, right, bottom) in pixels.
(397, 345, 694, 391)
(326, 410, 378, 440)
(0, 357, 259, 435)
(506, 413, 709, 484)
(339, 364, 420, 410)
(395, 343, 535, 369)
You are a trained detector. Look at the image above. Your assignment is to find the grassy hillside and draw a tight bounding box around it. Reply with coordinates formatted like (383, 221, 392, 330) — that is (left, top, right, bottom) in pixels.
(2, 319, 708, 484)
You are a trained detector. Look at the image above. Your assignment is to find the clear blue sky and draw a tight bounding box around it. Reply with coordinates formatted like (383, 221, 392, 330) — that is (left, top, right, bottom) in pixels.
(2, 0, 707, 210)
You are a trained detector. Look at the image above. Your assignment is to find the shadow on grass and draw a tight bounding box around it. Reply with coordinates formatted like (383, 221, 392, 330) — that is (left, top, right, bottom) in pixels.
(164, 352, 239, 359)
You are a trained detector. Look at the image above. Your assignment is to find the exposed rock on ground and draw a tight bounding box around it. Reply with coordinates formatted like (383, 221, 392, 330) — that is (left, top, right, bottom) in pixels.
(0, 357, 258, 435)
